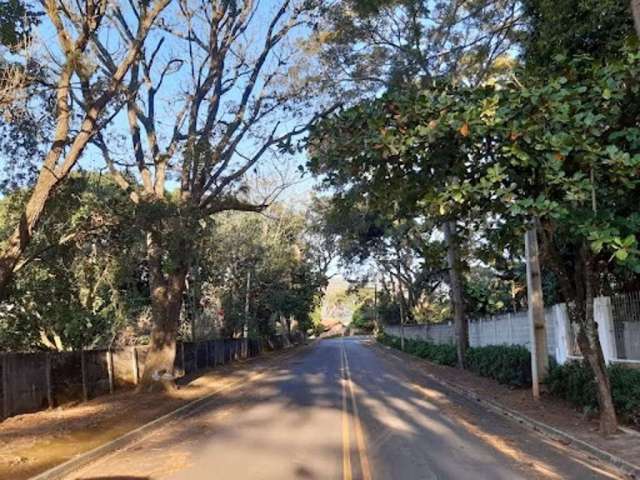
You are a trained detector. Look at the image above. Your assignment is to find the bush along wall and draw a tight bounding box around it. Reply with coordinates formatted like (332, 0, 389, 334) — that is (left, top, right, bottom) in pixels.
(377, 333, 531, 385)
(547, 361, 640, 427)
(465, 345, 532, 387)
(377, 333, 457, 366)
(378, 332, 640, 427)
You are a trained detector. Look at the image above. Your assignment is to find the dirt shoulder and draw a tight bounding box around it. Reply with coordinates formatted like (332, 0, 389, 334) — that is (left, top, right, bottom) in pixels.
(0, 346, 303, 480)
(371, 341, 640, 475)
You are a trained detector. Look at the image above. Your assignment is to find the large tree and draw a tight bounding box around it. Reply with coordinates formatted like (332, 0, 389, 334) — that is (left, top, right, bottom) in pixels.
(0, 0, 170, 297)
(93, 0, 336, 388)
(311, 0, 523, 98)
(308, 85, 491, 365)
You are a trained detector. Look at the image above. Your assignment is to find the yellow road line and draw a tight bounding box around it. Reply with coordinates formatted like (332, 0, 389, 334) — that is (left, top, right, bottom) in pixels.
(341, 346, 352, 480)
(342, 342, 373, 480)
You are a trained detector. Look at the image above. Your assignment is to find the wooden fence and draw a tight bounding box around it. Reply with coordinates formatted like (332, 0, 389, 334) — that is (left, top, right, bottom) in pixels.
(0, 334, 295, 420)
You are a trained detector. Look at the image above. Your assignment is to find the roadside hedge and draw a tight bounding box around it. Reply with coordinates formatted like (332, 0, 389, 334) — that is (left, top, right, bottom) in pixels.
(547, 361, 640, 427)
(378, 332, 640, 427)
(378, 333, 531, 386)
(377, 333, 457, 366)
(465, 345, 532, 387)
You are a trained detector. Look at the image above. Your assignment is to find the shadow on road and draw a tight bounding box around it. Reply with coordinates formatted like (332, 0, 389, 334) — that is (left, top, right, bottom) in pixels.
(69, 338, 621, 480)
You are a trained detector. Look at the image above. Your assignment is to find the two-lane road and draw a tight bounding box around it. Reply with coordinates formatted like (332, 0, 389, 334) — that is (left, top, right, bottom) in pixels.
(65, 337, 621, 480)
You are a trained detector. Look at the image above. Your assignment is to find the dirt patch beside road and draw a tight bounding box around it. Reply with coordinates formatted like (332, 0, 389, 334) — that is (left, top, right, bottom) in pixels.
(0, 347, 299, 480)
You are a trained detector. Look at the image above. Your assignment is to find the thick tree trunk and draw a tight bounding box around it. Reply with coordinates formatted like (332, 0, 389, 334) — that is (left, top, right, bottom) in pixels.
(575, 249, 618, 435)
(567, 300, 618, 435)
(443, 220, 468, 368)
(139, 233, 189, 391)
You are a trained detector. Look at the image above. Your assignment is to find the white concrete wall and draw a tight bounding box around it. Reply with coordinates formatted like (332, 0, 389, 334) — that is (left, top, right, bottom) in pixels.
(384, 305, 568, 363)
(382, 297, 640, 366)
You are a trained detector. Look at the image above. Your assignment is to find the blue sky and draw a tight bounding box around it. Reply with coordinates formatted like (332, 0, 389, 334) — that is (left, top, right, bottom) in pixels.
(20, 0, 324, 208)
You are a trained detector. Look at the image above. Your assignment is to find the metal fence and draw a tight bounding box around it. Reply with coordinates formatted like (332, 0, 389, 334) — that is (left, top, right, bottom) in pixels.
(611, 291, 640, 361)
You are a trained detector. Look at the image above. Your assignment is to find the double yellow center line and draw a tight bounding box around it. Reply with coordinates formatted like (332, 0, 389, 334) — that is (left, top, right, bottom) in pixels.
(341, 340, 372, 480)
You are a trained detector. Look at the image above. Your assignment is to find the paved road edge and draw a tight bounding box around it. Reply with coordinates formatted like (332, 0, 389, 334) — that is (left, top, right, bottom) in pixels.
(29, 342, 313, 480)
(374, 342, 640, 480)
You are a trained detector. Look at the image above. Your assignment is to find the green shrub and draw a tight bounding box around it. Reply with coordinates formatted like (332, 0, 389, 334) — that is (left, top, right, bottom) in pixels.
(465, 345, 532, 387)
(546, 361, 597, 410)
(380, 332, 640, 426)
(610, 364, 640, 427)
(376, 333, 457, 366)
(548, 361, 640, 426)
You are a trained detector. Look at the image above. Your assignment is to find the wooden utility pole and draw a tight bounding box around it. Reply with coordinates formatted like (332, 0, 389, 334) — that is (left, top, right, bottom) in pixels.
(397, 284, 406, 351)
(632, 0, 640, 40)
(525, 225, 549, 399)
(373, 276, 379, 334)
(244, 270, 251, 338)
(243, 269, 251, 357)
(443, 220, 468, 368)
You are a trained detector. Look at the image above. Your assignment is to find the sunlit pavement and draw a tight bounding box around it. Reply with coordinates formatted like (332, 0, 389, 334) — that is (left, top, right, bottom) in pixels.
(65, 337, 622, 480)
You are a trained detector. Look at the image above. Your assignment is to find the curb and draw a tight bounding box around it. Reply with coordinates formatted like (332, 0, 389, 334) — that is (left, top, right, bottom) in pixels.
(376, 343, 640, 479)
(30, 343, 310, 480)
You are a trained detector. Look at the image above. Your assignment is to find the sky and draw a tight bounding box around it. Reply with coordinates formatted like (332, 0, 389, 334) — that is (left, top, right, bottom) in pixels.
(16, 0, 325, 210)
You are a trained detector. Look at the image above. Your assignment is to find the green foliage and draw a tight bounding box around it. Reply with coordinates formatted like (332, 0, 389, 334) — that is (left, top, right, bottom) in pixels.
(380, 332, 531, 386)
(377, 333, 458, 366)
(0, 174, 146, 351)
(521, 0, 635, 69)
(546, 361, 598, 410)
(377, 331, 401, 349)
(464, 267, 512, 317)
(0, 0, 38, 48)
(547, 362, 640, 427)
(196, 207, 328, 339)
(351, 299, 376, 331)
(465, 345, 532, 387)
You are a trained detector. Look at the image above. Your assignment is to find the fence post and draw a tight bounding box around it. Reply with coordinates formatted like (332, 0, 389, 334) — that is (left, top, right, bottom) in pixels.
(80, 350, 89, 402)
(553, 303, 570, 365)
(594, 296, 617, 364)
(106, 350, 114, 394)
(131, 347, 139, 385)
(180, 342, 186, 376)
(45, 353, 53, 408)
(2, 354, 9, 418)
(506, 314, 513, 345)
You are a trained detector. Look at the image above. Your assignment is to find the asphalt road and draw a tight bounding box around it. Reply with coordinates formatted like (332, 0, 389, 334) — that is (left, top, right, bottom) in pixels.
(66, 337, 622, 480)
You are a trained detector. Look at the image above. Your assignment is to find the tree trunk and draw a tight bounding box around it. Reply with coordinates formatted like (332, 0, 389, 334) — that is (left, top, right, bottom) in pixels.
(0, 171, 59, 297)
(443, 220, 468, 368)
(538, 223, 618, 435)
(138, 233, 189, 391)
(575, 248, 618, 435)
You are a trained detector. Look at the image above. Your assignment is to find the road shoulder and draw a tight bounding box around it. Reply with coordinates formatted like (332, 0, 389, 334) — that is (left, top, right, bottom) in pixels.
(0, 343, 311, 480)
(370, 339, 640, 479)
